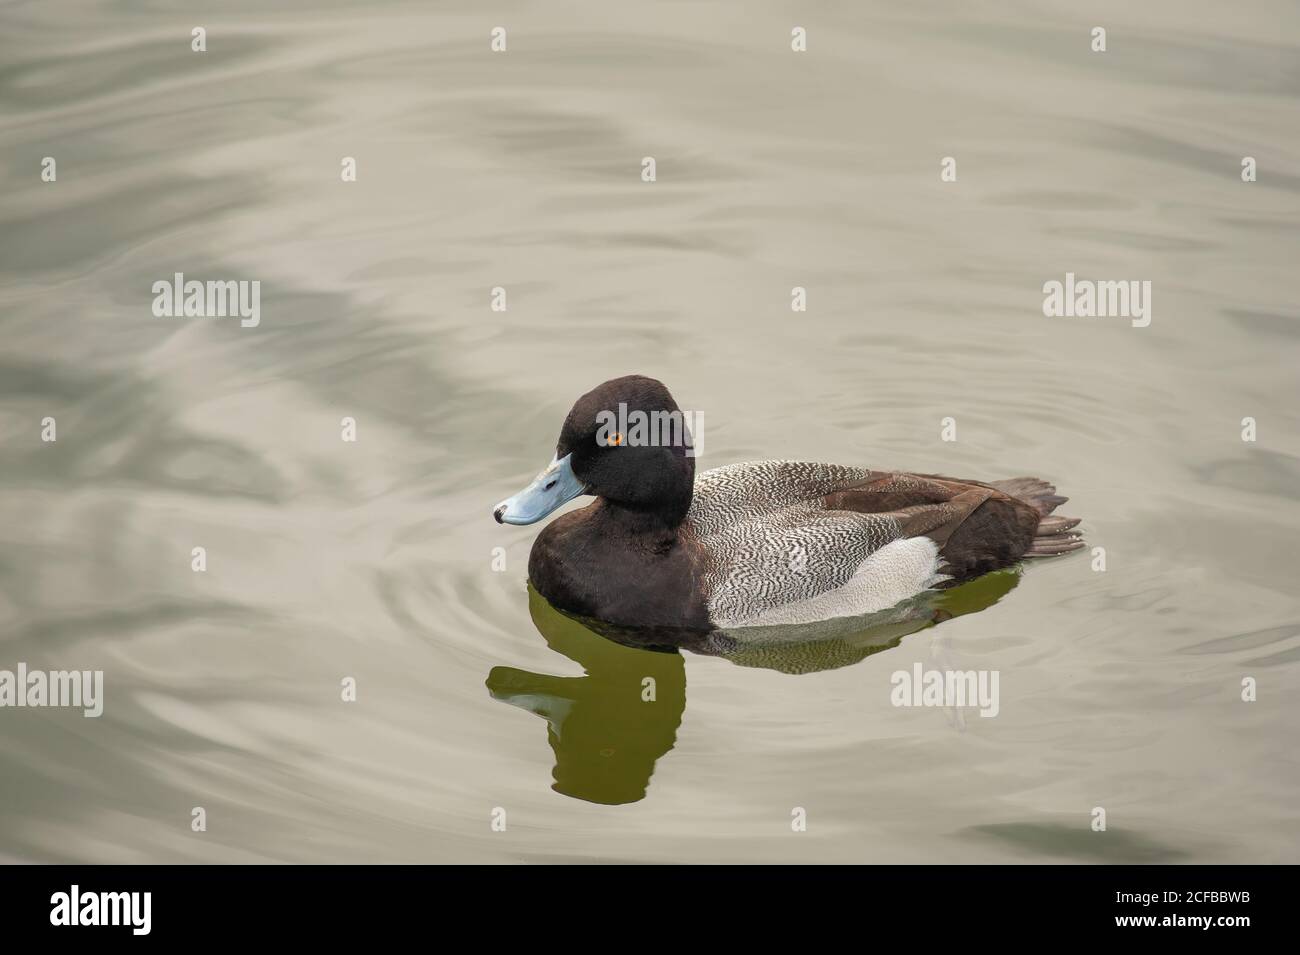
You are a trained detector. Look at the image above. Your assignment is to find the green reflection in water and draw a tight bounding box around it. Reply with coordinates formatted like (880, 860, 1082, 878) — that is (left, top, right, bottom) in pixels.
(487, 586, 686, 805)
(487, 569, 1020, 805)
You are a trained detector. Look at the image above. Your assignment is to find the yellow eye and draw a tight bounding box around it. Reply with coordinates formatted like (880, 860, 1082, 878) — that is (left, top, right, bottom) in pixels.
(608, 431, 623, 446)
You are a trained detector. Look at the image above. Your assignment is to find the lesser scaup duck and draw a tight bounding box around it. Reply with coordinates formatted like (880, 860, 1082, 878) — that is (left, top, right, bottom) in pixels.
(493, 375, 1082, 631)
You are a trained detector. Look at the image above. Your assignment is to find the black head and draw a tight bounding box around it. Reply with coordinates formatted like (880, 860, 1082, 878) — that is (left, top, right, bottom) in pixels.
(558, 375, 696, 523)
(494, 375, 696, 528)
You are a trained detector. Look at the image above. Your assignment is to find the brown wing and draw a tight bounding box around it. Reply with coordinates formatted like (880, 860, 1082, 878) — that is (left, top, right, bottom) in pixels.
(821, 472, 1046, 580)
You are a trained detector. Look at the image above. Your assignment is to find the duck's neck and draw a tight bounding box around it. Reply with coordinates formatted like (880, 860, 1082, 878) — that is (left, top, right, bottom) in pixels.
(595, 496, 690, 538)
(594, 471, 694, 546)
(592, 449, 694, 542)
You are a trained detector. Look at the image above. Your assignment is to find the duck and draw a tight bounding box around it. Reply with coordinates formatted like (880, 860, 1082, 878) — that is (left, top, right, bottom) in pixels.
(493, 375, 1083, 632)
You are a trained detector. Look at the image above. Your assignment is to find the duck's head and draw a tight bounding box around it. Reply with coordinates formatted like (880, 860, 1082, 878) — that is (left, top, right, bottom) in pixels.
(493, 375, 696, 527)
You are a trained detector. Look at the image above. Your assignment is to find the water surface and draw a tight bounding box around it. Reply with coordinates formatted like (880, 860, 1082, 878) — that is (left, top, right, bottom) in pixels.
(1, 0, 1298, 863)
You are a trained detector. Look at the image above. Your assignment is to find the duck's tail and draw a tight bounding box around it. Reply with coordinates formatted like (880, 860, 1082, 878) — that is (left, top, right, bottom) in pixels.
(990, 477, 1085, 558)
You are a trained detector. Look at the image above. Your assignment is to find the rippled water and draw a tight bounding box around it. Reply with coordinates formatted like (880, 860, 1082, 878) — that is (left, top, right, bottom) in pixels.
(2, 1, 1298, 863)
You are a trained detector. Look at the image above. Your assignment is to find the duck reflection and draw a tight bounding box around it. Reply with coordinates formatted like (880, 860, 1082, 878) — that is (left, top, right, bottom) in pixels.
(487, 586, 687, 805)
(487, 570, 1020, 804)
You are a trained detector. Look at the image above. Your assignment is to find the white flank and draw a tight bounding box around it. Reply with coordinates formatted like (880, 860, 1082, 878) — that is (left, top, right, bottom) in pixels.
(716, 537, 946, 628)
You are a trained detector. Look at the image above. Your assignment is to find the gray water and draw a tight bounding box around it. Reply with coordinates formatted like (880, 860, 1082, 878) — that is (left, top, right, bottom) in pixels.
(1, 0, 1298, 863)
